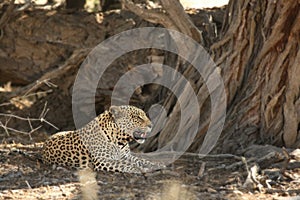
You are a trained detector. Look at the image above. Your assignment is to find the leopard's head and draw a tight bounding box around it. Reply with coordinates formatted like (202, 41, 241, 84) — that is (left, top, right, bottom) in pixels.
(109, 105, 152, 144)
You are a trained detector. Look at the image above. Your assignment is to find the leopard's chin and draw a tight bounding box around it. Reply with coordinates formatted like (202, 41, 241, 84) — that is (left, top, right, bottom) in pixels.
(133, 130, 148, 144)
(135, 138, 146, 144)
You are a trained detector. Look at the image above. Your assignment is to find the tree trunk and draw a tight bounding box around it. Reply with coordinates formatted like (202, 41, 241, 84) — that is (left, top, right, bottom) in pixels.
(124, 0, 300, 153)
(212, 0, 300, 152)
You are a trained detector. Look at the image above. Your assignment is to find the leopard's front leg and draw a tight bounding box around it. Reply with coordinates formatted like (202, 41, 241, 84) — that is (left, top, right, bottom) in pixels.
(91, 143, 165, 173)
(118, 144, 166, 172)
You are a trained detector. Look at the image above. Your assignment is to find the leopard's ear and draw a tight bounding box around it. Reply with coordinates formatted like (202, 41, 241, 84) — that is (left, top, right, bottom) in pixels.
(109, 106, 122, 119)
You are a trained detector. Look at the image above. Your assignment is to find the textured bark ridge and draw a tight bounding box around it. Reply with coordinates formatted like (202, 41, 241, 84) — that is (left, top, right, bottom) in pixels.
(211, 0, 300, 151)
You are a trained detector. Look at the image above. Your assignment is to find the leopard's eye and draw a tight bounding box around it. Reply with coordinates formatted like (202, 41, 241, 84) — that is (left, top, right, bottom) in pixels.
(137, 115, 144, 121)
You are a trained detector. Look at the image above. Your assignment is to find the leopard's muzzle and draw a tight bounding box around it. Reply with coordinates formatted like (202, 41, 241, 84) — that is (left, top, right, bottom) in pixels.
(133, 125, 152, 144)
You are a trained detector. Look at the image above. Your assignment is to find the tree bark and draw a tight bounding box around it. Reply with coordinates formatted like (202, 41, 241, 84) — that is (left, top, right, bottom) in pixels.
(212, 0, 300, 152)
(124, 0, 300, 153)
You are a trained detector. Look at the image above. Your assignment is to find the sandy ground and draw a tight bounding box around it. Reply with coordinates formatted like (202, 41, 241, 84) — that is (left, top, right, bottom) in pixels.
(0, 138, 299, 199)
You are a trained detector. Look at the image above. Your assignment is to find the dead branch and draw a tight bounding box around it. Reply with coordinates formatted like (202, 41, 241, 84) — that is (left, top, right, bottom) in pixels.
(0, 102, 58, 138)
(160, 0, 203, 43)
(121, 0, 178, 30)
(121, 0, 203, 43)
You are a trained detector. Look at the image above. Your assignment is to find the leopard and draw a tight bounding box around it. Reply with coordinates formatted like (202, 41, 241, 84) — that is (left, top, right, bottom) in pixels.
(42, 105, 165, 173)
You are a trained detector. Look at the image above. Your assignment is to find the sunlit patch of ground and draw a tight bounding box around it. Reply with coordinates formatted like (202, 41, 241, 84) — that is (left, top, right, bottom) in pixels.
(0, 183, 79, 200)
(180, 0, 229, 8)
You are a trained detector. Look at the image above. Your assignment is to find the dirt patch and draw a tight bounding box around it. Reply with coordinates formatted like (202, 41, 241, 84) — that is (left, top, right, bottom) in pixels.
(0, 141, 299, 199)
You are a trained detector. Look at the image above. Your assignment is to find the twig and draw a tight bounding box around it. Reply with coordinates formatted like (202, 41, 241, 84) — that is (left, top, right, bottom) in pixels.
(197, 153, 241, 160)
(0, 121, 10, 136)
(142, 151, 242, 160)
(39, 102, 59, 130)
(207, 157, 256, 172)
(0, 102, 11, 107)
(0, 102, 58, 130)
(0, 101, 59, 138)
(241, 157, 250, 174)
(23, 79, 57, 96)
(23, 89, 53, 99)
(0, 123, 29, 134)
(27, 116, 33, 140)
(1, 80, 56, 108)
(40, 118, 58, 130)
(208, 151, 283, 173)
(28, 125, 43, 140)
(39, 101, 48, 119)
(0, 113, 40, 121)
(197, 162, 206, 177)
(25, 180, 32, 189)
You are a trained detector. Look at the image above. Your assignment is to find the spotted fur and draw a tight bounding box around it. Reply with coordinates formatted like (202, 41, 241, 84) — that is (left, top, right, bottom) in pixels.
(42, 105, 164, 173)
